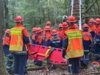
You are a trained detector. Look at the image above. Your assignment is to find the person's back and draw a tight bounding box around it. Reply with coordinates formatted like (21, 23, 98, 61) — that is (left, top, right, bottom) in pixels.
(82, 24, 92, 50)
(9, 16, 30, 75)
(62, 16, 84, 74)
(3, 29, 14, 73)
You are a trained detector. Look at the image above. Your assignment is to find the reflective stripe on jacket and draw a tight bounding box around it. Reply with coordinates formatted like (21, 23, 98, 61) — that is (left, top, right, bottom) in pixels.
(10, 27, 24, 52)
(65, 29, 84, 58)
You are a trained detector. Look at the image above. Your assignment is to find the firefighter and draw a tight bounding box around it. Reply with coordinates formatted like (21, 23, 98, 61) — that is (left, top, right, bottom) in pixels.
(57, 23, 64, 40)
(9, 16, 30, 75)
(62, 16, 84, 74)
(42, 26, 52, 46)
(88, 18, 96, 38)
(62, 22, 68, 32)
(3, 29, 14, 73)
(95, 18, 100, 29)
(32, 27, 37, 34)
(50, 29, 62, 69)
(32, 27, 43, 45)
(81, 23, 92, 68)
(51, 29, 62, 48)
(93, 18, 100, 61)
(31, 27, 37, 44)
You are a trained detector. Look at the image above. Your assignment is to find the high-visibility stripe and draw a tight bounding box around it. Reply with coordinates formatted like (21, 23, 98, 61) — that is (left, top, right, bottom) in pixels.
(67, 30, 82, 39)
(45, 47, 51, 59)
(65, 29, 84, 58)
(67, 50, 84, 58)
(10, 27, 24, 52)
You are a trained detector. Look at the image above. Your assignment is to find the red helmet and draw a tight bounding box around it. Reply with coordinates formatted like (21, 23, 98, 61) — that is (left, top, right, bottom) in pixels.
(92, 61, 100, 66)
(96, 18, 100, 23)
(15, 16, 23, 22)
(58, 23, 63, 28)
(37, 27, 42, 33)
(83, 23, 89, 28)
(32, 27, 37, 32)
(46, 21, 51, 26)
(5, 29, 10, 33)
(89, 18, 95, 23)
(62, 22, 68, 27)
(44, 26, 51, 31)
(52, 29, 58, 34)
(67, 16, 76, 22)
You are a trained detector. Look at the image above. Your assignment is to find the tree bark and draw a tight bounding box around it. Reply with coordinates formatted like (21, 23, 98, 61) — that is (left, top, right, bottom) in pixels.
(4, 0, 9, 28)
(0, 0, 8, 75)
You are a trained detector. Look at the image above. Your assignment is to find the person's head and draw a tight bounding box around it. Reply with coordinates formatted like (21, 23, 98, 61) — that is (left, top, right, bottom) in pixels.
(62, 22, 68, 30)
(88, 18, 95, 26)
(74, 24, 78, 29)
(46, 21, 51, 26)
(36, 27, 42, 34)
(67, 16, 76, 25)
(67, 16, 77, 28)
(96, 18, 100, 26)
(52, 29, 59, 40)
(5, 29, 10, 34)
(82, 23, 89, 31)
(58, 23, 63, 30)
(15, 16, 23, 24)
(52, 29, 57, 35)
(44, 26, 51, 32)
(32, 27, 37, 34)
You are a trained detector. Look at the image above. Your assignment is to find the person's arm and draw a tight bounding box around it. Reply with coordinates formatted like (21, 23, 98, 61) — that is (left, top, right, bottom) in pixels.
(62, 38, 68, 49)
(23, 28, 30, 44)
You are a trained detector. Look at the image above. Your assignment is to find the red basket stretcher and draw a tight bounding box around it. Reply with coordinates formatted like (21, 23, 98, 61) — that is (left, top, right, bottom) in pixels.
(28, 44, 40, 60)
(28, 44, 52, 61)
(35, 46, 52, 62)
(49, 48, 68, 65)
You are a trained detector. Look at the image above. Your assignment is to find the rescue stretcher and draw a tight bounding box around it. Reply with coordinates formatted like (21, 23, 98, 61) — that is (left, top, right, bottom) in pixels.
(28, 44, 68, 65)
(27, 44, 100, 75)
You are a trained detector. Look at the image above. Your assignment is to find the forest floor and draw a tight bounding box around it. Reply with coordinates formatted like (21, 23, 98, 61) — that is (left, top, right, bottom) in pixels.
(27, 68, 100, 75)
(27, 63, 100, 75)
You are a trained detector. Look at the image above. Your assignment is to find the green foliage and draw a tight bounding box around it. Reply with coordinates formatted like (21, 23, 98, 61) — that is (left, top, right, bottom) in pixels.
(4, 0, 100, 30)
(6, 0, 69, 30)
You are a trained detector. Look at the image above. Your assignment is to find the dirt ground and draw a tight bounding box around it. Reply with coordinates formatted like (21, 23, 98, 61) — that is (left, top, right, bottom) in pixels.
(27, 68, 100, 75)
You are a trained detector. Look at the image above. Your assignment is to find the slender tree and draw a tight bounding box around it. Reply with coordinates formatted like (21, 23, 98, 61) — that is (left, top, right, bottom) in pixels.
(0, 0, 8, 74)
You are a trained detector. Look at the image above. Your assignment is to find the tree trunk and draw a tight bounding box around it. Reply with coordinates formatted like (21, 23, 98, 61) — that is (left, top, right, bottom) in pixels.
(4, 0, 9, 28)
(0, 0, 8, 75)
